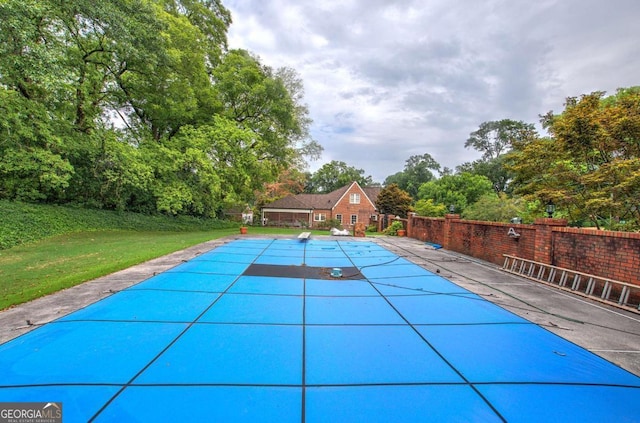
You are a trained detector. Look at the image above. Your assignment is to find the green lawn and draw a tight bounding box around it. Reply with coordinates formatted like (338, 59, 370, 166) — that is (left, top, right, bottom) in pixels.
(0, 226, 332, 310)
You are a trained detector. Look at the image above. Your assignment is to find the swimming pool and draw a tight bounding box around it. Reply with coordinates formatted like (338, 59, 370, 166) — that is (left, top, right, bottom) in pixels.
(1, 238, 639, 422)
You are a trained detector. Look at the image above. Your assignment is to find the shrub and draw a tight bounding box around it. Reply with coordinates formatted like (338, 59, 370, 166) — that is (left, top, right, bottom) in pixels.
(316, 218, 342, 230)
(383, 220, 404, 236)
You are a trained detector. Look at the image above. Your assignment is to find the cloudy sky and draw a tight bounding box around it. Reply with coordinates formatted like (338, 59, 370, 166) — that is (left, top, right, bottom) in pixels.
(224, 0, 639, 183)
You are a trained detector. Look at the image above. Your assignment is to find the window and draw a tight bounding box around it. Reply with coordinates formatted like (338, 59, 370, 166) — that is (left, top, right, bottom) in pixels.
(351, 214, 358, 225)
(349, 193, 361, 204)
(336, 214, 343, 223)
(314, 213, 326, 222)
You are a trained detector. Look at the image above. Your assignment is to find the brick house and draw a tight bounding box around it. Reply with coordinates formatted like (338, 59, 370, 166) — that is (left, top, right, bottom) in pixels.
(261, 181, 381, 229)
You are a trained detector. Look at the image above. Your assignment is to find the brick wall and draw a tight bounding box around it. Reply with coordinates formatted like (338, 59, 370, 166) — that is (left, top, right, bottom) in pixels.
(552, 227, 640, 285)
(408, 215, 445, 245)
(403, 214, 640, 286)
(447, 219, 536, 265)
(332, 185, 376, 229)
(312, 209, 332, 228)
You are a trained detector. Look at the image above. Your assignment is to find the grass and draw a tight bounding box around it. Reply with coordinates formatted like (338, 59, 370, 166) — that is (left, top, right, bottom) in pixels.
(0, 200, 235, 250)
(0, 225, 337, 310)
(0, 229, 227, 310)
(0, 200, 379, 309)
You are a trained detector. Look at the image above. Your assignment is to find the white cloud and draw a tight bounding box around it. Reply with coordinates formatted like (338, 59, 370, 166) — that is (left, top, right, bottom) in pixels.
(224, 0, 640, 182)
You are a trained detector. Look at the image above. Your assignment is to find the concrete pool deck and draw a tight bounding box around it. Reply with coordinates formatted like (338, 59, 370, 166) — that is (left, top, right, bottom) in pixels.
(1, 234, 639, 378)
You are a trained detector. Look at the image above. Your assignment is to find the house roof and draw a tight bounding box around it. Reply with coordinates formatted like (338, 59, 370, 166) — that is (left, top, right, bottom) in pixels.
(263, 195, 313, 210)
(263, 182, 382, 211)
(362, 186, 382, 205)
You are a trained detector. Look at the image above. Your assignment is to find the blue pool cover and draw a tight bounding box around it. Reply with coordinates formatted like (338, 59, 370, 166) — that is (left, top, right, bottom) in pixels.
(1, 239, 639, 422)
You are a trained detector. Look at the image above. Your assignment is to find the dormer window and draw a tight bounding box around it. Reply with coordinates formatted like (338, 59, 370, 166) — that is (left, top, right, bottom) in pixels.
(349, 193, 360, 204)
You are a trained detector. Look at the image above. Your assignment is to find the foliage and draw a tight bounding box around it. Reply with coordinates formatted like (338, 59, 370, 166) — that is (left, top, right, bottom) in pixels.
(383, 220, 404, 236)
(0, 148, 74, 201)
(0, 200, 235, 250)
(384, 154, 440, 198)
(465, 119, 536, 161)
(417, 172, 494, 214)
(414, 199, 447, 217)
(316, 218, 343, 230)
(375, 183, 413, 218)
(0, 1, 316, 217)
(507, 88, 640, 229)
(461, 193, 528, 222)
(305, 160, 373, 193)
(0, 89, 74, 202)
(213, 50, 321, 170)
(255, 168, 307, 209)
(456, 156, 511, 195)
(460, 120, 537, 194)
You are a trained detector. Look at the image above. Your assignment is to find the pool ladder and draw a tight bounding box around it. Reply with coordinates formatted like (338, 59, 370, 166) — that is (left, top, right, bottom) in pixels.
(502, 255, 640, 314)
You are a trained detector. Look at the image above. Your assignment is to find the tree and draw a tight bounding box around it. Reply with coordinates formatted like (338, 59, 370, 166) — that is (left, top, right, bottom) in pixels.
(508, 88, 640, 229)
(414, 199, 447, 217)
(0, 0, 323, 217)
(417, 172, 494, 214)
(375, 183, 413, 218)
(255, 168, 307, 209)
(462, 193, 526, 222)
(462, 119, 537, 193)
(0, 89, 74, 202)
(306, 161, 372, 193)
(384, 153, 440, 198)
(111, 0, 232, 141)
(456, 156, 512, 194)
(213, 50, 321, 172)
(465, 119, 536, 161)
(144, 117, 272, 217)
(275, 66, 323, 164)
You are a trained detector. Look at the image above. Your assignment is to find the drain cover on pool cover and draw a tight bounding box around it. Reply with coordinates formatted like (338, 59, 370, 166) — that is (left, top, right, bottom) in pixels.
(243, 264, 363, 280)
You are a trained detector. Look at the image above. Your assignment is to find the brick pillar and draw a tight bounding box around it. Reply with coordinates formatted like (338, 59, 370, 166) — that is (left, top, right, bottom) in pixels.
(443, 213, 460, 250)
(407, 213, 416, 238)
(533, 218, 567, 264)
(387, 215, 396, 233)
(353, 222, 366, 237)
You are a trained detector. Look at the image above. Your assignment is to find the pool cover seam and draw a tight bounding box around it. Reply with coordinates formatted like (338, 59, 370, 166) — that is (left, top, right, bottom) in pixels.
(301, 239, 307, 423)
(337, 241, 509, 423)
(121, 286, 511, 301)
(108, 286, 506, 301)
(87, 239, 278, 422)
(4, 380, 640, 390)
(49, 319, 537, 329)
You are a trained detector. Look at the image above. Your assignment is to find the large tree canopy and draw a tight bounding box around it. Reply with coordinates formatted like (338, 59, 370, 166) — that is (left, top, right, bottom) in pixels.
(417, 172, 494, 214)
(507, 88, 640, 228)
(460, 119, 537, 194)
(384, 153, 440, 199)
(213, 49, 321, 170)
(305, 160, 372, 193)
(0, 0, 318, 216)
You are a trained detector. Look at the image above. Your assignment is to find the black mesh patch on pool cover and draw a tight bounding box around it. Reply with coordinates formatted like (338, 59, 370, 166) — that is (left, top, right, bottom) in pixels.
(243, 264, 364, 280)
